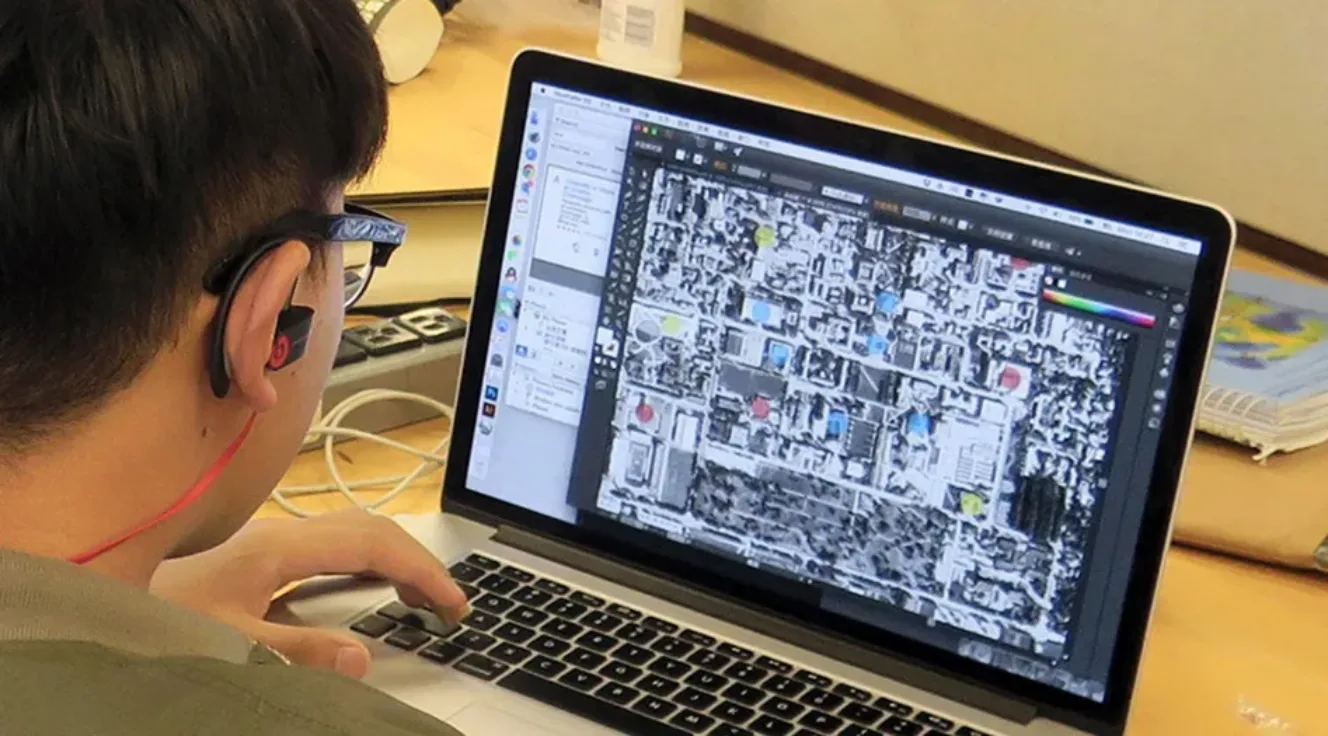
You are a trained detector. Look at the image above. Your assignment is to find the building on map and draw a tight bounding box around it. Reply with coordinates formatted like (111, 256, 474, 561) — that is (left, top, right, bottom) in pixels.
(1009, 475, 1067, 543)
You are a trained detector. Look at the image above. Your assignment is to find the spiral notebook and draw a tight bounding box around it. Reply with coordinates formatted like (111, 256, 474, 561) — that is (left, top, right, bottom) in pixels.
(1199, 269, 1328, 459)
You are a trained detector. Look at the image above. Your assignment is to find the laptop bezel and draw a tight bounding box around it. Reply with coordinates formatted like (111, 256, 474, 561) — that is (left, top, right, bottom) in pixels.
(442, 48, 1235, 732)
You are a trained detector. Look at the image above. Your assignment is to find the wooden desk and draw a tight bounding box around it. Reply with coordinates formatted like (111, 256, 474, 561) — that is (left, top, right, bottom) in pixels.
(267, 9, 1327, 735)
(351, 6, 950, 197)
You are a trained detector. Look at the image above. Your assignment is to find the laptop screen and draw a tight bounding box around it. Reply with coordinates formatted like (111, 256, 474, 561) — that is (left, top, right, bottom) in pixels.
(464, 83, 1203, 703)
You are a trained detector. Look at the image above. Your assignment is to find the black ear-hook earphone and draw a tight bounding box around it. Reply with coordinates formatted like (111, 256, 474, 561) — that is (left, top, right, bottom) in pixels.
(201, 204, 406, 399)
(204, 229, 319, 399)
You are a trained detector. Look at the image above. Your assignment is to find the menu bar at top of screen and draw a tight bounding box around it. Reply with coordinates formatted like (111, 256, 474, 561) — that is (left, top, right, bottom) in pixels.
(531, 83, 1203, 256)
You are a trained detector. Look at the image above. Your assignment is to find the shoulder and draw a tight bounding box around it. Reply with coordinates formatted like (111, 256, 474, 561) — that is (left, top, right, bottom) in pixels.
(0, 640, 464, 736)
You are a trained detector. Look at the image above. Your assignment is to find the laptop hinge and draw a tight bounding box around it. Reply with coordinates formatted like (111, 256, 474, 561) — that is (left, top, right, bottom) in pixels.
(489, 522, 1040, 726)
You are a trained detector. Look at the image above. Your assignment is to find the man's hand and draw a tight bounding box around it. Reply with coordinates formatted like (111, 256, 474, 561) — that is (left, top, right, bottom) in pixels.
(151, 509, 470, 679)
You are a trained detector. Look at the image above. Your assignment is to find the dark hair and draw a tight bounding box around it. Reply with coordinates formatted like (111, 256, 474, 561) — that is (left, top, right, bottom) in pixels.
(0, 0, 388, 449)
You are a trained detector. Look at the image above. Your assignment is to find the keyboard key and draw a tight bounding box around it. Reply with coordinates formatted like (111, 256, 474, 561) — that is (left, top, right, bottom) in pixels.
(881, 716, 924, 735)
(679, 629, 717, 648)
(755, 655, 793, 674)
(793, 671, 832, 689)
(608, 603, 642, 621)
(638, 673, 682, 697)
(582, 610, 624, 632)
(842, 702, 885, 725)
(843, 727, 883, 736)
(683, 669, 729, 692)
(651, 636, 695, 658)
(647, 656, 691, 679)
(924, 731, 950, 736)
(714, 726, 754, 736)
(596, 681, 640, 706)
(760, 696, 806, 719)
(477, 574, 520, 595)
(418, 640, 464, 665)
(602, 661, 644, 684)
(498, 565, 535, 583)
(489, 642, 533, 665)
(673, 687, 718, 710)
(453, 630, 496, 651)
(643, 616, 680, 634)
(473, 595, 515, 615)
(558, 668, 604, 692)
(798, 710, 843, 733)
(569, 591, 606, 608)
(493, 622, 537, 644)
(833, 683, 872, 703)
(575, 631, 619, 652)
(765, 675, 806, 697)
(956, 727, 993, 736)
(523, 654, 568, 678)
(448, 562, 486, 584)
(618, 623, 660, 645)
(464, 553, 501, 570)
(541, 617, 584, 640)
(633, 695, 679, 720)
(547, 599, 589, 619)
(512, 586, 555, 607)
(375, 603, 460, 639)
(714, 700, 758, 723)
(533, 578, 571, 596)
(446, 560, 483, 584)
(529, 634, 572, 657)
(457, 582, 480, 601)
(721, 683, 765, 706)
(799, 689, 843, 711)
(509, 606, 550, 627)
(461, 610, 502, 631)
(686, 649, 731, 671)
(874, 696, 914, 717)
(750, 714, 795, 735)
(724, 662, 769, 684)
(717, 643, 755, 661)
(914, 712, 954, 730)
(373, 601, 414, 620)
(669, 709, 716, 733)
(350, 614, 396, 638)
(500, 670, 690, 735)
(613, 643, 655, 666)
(384, 627, 431, 651)
(454, 653, 508, 681)
(566, 648, 608, 670)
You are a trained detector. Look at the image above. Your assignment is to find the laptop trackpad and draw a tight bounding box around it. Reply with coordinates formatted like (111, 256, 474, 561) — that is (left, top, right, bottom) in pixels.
(446, 701, 604, 736)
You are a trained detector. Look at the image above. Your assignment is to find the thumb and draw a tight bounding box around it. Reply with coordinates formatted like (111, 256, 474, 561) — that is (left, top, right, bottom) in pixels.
(251, 621, 372, 679)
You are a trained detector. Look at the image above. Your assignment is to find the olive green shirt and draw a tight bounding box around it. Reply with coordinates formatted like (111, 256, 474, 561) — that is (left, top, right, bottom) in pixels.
(0, 549, 464, 736)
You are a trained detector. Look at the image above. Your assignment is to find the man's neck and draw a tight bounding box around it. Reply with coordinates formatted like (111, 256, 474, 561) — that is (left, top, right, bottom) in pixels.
(0, 364, 236, 587)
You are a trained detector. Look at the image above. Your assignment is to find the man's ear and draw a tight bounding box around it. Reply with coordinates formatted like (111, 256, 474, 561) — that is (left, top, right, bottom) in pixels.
(222, 240, 311, 413)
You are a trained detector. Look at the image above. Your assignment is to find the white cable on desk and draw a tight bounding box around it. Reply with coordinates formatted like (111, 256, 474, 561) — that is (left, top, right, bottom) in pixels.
(271, 388, 452, 518)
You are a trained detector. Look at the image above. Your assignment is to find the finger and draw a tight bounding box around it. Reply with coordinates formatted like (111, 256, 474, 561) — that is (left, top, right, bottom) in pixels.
(270, 511, 468, 621)
(252, 621, 371, 679)
(396, 583, 432, 609)
(396, 581, 473, 620)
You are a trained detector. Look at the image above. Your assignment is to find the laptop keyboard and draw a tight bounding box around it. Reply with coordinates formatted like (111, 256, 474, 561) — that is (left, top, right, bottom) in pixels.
(349, 554, 994, 736)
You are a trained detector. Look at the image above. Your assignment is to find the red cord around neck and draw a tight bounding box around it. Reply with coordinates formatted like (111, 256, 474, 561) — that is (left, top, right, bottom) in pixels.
(67, 413, 258, 566)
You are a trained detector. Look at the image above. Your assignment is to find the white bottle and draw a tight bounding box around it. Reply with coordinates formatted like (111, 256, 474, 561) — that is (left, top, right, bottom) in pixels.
(597, 0, 685, 78)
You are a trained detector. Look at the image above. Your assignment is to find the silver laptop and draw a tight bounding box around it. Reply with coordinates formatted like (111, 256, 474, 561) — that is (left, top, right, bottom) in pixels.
(280, 49, 1235, 736)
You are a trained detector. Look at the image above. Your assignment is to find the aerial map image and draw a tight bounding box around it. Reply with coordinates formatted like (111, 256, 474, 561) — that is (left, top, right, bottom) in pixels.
(593, 166, 1133, 664)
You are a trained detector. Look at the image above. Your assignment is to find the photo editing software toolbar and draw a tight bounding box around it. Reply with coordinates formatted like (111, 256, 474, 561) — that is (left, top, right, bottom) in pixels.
(466, 84, 1202, 701)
